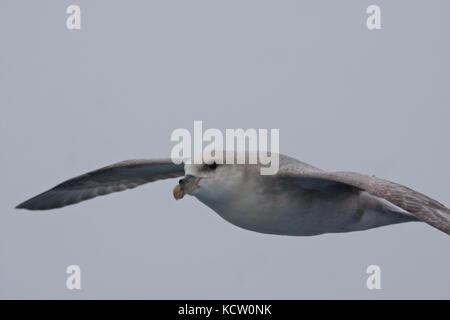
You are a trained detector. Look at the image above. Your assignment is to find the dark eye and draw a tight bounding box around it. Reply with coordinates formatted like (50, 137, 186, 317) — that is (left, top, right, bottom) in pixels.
(207, 161, 217, 170)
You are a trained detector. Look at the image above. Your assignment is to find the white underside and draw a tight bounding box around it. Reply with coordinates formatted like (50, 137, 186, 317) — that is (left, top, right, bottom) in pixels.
(190, 182, 415, 236)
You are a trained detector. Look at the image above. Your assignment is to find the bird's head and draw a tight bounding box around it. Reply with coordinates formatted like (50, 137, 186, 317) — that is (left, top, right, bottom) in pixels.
(172, 151, 262, 202)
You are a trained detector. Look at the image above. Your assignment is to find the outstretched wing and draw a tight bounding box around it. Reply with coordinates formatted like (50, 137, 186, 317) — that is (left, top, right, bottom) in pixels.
(277, 167, 450, 235)
(16, 159, 184, 210)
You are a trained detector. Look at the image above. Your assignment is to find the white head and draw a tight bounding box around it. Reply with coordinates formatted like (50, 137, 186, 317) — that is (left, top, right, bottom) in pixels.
(173, 151, 262, 205)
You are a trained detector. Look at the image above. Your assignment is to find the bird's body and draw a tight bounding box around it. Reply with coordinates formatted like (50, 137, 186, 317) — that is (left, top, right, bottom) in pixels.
(16, 152, 450, 236)
(186, 155, 417, 236)
(193, 177, 416, 236)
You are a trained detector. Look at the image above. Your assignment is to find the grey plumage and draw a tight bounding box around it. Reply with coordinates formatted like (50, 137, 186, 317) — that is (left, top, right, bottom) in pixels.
(277, 167, 450, 234)
(16, 159, 184, 210)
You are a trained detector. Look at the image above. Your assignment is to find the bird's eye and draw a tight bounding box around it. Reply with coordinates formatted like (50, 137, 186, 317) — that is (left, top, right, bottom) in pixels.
(207, 162, 218, 170)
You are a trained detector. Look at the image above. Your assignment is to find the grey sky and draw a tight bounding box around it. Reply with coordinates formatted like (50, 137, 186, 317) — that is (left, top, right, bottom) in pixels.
(1, 0, 449, 299)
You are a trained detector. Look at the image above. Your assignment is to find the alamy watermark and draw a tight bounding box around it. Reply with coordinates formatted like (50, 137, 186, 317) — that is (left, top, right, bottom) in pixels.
(170, 121, 280, 175)
(366, 265, 381, 290)
(66, 265, 81, 290)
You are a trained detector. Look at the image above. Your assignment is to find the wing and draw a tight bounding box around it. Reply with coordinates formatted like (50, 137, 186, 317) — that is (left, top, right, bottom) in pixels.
(277, 167, 450, 235)
(16, 159, 185, 210)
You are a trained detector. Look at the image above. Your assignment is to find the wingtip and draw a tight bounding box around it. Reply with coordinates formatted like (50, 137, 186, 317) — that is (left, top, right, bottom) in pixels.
(15, 202, 29, 210)
(15, 199, 41, 211)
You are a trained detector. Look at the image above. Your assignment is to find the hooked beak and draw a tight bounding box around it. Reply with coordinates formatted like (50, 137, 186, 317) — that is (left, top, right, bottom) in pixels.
(173, 175, 199, 200)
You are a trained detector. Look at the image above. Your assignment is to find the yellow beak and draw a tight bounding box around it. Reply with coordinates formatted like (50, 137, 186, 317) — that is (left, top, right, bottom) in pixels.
(173, 184, 184, 200)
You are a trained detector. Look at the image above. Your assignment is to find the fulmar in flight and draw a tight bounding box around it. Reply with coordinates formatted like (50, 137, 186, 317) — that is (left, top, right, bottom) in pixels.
(16, 152, 450, 236)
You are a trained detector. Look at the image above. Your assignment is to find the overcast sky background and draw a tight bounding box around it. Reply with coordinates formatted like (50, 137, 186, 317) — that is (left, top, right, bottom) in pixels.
(1, 0, 449, 299)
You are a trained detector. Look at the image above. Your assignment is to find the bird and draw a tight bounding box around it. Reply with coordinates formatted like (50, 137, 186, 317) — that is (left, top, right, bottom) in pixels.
(16, 152, 450, 236)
